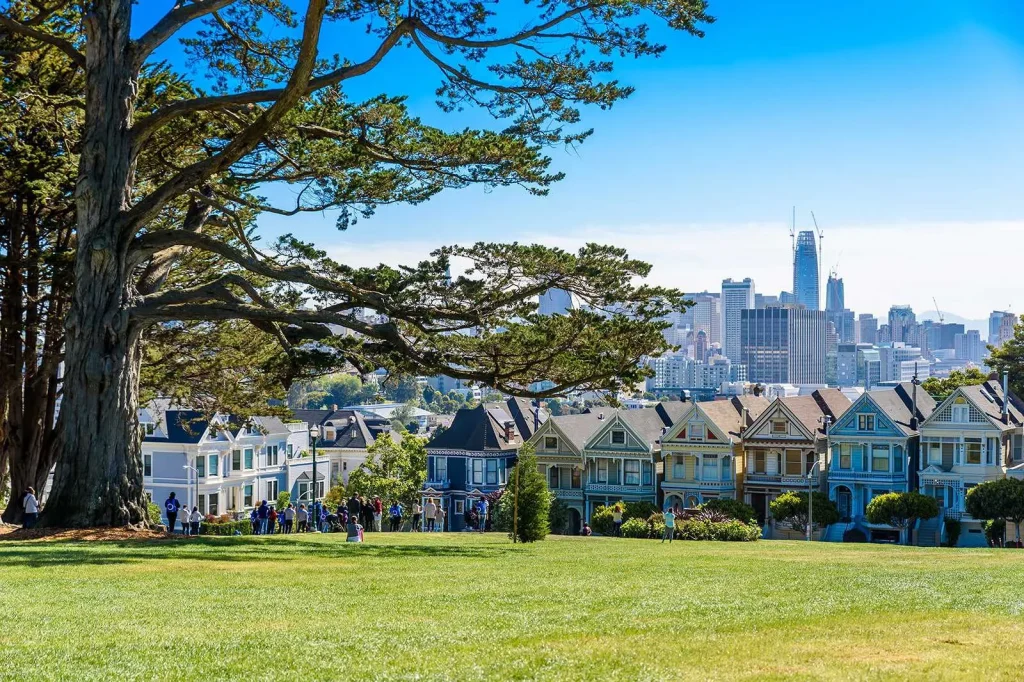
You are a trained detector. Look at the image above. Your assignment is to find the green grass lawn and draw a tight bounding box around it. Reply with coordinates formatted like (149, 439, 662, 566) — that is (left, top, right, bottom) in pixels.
(2, 533, 1024, 681)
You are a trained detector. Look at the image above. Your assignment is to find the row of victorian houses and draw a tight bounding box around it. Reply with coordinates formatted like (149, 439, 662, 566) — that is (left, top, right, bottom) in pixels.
(425, 377, 1024, 546)
(140, 401, 400, 521)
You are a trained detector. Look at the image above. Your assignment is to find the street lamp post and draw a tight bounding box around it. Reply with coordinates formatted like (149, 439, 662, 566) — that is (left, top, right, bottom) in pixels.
(310, 425, 321, 533)
(183, 464, 200, 524)
(808, 415, 832, 541)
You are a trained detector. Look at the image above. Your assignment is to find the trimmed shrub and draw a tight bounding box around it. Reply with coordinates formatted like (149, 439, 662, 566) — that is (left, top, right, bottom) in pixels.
(944, 517, 961, 547)
(549, 498, 571, 535)
(147, 502, 162, 526)
(984, 519, 1006, 547)
(675, 519, 761, 542)
(200, 520, 252, 536)
(621, 517, 651, 538)
(590, 500, 659, 536)
(700, 498, 757, 524)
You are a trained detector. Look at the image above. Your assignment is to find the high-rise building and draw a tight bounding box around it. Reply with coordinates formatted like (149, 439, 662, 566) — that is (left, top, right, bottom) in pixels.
(793, 231, 820, 311)
(825, 272, 845, 311)
(538, 289, 574, 316)
(954, 330, 984, 364)
(826, 309, 856, 344)
(688, 292, 721, 346)
(721, 277, 755, 363)
(857, 347, 882, 389)
(646, 354, 692, 391)
(878, 343, 924, 383)
(926, 322, 964, 351)
(887, 305, 916, 344)
(825, 321, 839, 386)
(858, 314, 878, 345)
(989, 311, 1018, 347)
(694, 330, 708, 363)
(754, 293, 779, 309)
(739, 306, 826, 385)
(836, 342, 868, 387)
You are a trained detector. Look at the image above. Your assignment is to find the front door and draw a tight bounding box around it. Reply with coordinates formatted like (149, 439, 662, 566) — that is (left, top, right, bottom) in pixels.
(836, 489, 852, 521)
(568, 508, 581, 535)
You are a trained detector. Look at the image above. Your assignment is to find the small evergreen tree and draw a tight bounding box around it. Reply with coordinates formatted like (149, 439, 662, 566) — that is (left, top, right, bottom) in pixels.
(507, 445, 550, 543)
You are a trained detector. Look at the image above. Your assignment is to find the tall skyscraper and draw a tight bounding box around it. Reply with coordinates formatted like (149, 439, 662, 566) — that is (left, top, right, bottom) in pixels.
(538, 288, 574, 316)
(721, 277, 755, 363)
(858, 314, 878, 345)
(740, 306, 827, 385)
(887, 305, 916, 343)
(825, 272, 844, 311)
(694, 330, 708, 363)
(792, 231, 820, 311)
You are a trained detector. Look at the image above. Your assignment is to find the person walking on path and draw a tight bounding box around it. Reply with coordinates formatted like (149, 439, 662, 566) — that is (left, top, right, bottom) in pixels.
(284, 504, 295, 534)
(612, 503, 624, 537)
(662, 508, 675, 543)
(164, 492, 181, 534)
(424, 498, 436, 531)
(372, 496, 383, 532)
(296, 505, 308, 533)
(411, 501, 422, 532)
(190, 507, 202, 536)
(389, 501, 402, 532)
(22, 487, 39, 529)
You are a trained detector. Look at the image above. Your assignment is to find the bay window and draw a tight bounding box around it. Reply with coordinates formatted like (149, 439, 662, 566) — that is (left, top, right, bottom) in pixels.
(486, 458, 498, 485)
(784, 449, 803, 476)
(871, 444, 889, 472)
(965, 438, 982, 465)
(624, 460, 640, 485)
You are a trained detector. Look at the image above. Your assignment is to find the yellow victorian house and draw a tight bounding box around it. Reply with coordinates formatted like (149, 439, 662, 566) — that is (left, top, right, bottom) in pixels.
(661, 396, 770, 509)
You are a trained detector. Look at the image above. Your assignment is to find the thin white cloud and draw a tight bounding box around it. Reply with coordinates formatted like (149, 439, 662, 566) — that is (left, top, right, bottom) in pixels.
(322, 220, 1024, 321)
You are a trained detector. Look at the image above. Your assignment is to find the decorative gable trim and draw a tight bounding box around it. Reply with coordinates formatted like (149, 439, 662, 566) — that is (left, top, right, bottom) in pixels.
(661, 403, 697, 442)
(743, 399, 815, 442)
(584, 413, 649, 454)
(527, 419, 584, 458)
(922, 388, 997, 429)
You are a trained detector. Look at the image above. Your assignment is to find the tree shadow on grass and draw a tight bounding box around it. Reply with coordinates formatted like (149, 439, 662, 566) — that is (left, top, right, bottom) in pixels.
(0, 536, 521, 568)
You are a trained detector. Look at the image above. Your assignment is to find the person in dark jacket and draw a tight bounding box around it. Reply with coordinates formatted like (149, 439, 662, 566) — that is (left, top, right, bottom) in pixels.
(257, 499, 270, 535)
(164, 492, 181, 534)
(347, 494, 361, 519)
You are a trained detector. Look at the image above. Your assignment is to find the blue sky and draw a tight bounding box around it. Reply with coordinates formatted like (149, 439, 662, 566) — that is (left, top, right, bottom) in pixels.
(137, 1, 1024, 321)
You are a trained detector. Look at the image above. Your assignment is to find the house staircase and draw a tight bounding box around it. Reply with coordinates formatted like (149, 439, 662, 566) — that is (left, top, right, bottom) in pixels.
(915, 516, 941, 547)
(822, 523, 846, 543)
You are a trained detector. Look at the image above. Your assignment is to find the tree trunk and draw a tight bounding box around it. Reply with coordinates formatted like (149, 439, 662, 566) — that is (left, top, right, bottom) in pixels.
(41, 0, 147, 528)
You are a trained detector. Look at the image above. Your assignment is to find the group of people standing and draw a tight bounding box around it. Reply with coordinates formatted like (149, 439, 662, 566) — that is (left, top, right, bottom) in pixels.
(249, 500, 311, 535)
(164, 492, 202, 536)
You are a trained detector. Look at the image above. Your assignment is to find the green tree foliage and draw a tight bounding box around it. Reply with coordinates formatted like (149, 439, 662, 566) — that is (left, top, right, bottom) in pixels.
(506, 445, 551, 543)
(865, 492, 939, 545)
(1, 0, 712, 527)
(545, 399, 564, 417)
(276, 491, 291, 512)
(590, 500, 659, 535)
(346, 432, 426, 510)
(966, 478, 1024, 545)
(769, 491, 839, 534)
(922, 368, 990, 400)
(986, 319, 1024, 398)
(323, 482, 347, 511)
(699, 498, 757, 524)
(548, 497, 572, 535)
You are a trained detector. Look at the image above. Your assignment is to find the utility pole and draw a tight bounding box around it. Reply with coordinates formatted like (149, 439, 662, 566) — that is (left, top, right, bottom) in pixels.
(512, 458, 520, 544)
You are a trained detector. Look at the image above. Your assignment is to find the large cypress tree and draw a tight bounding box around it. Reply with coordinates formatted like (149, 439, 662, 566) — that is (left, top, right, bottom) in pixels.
(0, 1, 713, 527)
(507, 445, 551, 543)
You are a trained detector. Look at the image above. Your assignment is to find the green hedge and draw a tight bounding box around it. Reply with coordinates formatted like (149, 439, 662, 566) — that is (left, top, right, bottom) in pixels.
(199, 520, 252, 536)
(591, 500, 660, 535)
(675, 519, 761, 541)
(620, 518, 650, 538)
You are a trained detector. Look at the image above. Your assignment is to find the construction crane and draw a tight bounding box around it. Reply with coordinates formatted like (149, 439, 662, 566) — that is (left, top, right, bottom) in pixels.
(789, 206, 796, 264)
(933, 297, 944, 324)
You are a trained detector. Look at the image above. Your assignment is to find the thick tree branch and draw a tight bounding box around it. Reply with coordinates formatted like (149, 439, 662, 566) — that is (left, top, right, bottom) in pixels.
(133, 17, 414, 143)
(0, 13, 84, 68)
(122, 0, 328, 236)
(132, 0, 238, 68)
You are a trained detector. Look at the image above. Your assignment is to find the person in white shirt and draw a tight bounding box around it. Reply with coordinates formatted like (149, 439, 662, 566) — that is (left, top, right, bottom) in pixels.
(424, 499, 436, 531)
(190, 507, 202, 536)
(22, 487, 39, 529)
(296, 505, 309, 533)
(284, 504, 295, 534)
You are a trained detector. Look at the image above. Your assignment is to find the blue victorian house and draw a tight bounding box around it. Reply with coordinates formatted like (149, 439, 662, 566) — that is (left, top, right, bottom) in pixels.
(825, 382, 935, 543)
(423, 398, 546, 531)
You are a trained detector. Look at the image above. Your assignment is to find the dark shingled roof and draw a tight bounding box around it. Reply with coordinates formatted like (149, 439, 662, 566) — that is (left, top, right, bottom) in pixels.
(427, 398, 548, 452)
(618, 402, 690, 444)
(959, 380, 1024, 429)
(867, 382, 937, 435)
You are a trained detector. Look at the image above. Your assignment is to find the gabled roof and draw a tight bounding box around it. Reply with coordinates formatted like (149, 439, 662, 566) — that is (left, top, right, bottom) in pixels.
(145, 410, 209, 444)
(699, 396, 772, 440)
(504, 397, 548, 441)
(427, 404, 517, 452)
(290, 409, 336, 426)
(620, 402, 689, 443)
(542, 412, 608, 454)
(746, 389, 850, 441)
(862, 382, 936, 436)
(251, 416, 289, 436)
(958, 380, 1024, 429)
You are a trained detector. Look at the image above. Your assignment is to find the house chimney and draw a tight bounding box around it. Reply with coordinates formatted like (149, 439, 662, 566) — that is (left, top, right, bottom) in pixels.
(533, 400, 540, 432)
(331, 404, 338, 411)
(598, 412, 604, 421)
(504, 420, 516, 442)
(1003, 372, 1010, 424)
(741, 406, 749, 427)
